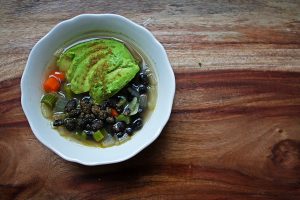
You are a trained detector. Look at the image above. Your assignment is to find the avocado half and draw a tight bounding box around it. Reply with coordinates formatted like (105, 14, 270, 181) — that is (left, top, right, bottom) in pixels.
(57, 39, 140, 104)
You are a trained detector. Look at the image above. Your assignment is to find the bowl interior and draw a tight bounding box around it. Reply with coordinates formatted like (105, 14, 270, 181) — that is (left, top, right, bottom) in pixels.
(21, 14, 175, 165)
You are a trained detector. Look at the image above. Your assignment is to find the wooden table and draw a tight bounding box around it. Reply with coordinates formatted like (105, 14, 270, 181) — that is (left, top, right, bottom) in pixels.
(1, 1, 300, 199)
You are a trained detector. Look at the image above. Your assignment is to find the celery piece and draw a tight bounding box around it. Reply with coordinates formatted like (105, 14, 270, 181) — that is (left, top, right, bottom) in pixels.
(116, 114, 130, 124)
(41, 93, 58, 109)
(93, 130, 104, 142)
(128, 97, 139, 116)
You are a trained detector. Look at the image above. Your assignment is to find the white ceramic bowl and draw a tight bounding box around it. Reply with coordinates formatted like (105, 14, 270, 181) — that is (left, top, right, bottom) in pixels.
(21, 14, 175, 165)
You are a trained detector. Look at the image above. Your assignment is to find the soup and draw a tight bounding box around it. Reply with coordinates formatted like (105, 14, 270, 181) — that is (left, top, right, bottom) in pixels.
(41, 37, 157, 147)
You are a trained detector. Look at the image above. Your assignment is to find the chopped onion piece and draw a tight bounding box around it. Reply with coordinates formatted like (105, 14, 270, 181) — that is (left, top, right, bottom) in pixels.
(116, 133, 130, 144)
(127, 87, 139, 97)
(126, 97, 139, 116)
(130, 103, 139, 116)
(139, 94, 148, 109)
(41, 103, 53, 119)
(53, 96, 68, 113)
(101, 134, 115, 147)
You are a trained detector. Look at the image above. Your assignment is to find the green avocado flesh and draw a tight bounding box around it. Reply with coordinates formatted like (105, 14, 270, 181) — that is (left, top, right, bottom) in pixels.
(57, 39, 140, 104)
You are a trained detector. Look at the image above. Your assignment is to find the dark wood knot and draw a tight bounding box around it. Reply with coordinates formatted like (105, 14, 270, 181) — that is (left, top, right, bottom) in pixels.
(271, 139, 300, 170)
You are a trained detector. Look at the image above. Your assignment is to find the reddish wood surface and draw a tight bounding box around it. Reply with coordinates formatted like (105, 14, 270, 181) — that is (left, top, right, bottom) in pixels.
(1, 1, 300, 199)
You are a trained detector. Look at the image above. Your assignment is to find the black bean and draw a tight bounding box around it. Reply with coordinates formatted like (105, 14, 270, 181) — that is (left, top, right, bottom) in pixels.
(105, 126, 115, 135)
(64, 99, 78, 113)
(112, 121, 126, 133)
(64, 118, 77, 131)
(81, 96, 92, 104)
(108, 98, 118, 107)
(100, 101, 110, 110)
(100, 110, 109, 120)
(77, 117, 87, 129)
(137, 84, 147, 94)
(91, 105, 101, 115)
(85, 123, 92, 131)
(138, 107, 143, 114)
(91, 105, 108, 120)
(131, 83, 139, 89)
(118, 88, 133, 101)
(83, 130, 94, 139)
(125, 127, 133, 136)
(106, 107, 112, 115)
(132, 118, 143, 130)
(116, 132, 124, 138)
(53, 119, 64, 127)
(123, 106, 131, 116)
(139, 72, 149, 85)
(68, 108, 81, 117)
(105, 116, 115, 124)
(91, 119, 103, 131)
(80, 96, 93, 113)
(79, 112, 85, 118)
(84, 113, 95, 123)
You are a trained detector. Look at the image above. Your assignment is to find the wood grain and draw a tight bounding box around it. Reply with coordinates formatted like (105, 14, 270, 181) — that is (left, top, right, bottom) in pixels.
(1, 0, 300, 199)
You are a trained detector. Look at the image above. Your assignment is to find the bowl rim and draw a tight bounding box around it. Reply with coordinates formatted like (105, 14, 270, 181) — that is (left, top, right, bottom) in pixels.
(21, 14, 175, 165)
